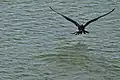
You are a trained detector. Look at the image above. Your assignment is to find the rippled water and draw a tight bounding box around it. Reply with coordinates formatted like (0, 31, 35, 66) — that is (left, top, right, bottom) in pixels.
(0, 0, 120, 80)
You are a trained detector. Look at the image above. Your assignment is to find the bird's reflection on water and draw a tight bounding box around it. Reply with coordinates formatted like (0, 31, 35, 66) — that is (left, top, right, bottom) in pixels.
(35, 41, 93, 79)
(37, 41, 91, 63)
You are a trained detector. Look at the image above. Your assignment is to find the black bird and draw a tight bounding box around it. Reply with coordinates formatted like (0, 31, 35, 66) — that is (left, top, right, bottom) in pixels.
(49, 7, 115, 35)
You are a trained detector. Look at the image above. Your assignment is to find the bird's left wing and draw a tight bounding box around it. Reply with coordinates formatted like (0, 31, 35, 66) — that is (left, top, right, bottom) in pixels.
(49, 7, 79, 27)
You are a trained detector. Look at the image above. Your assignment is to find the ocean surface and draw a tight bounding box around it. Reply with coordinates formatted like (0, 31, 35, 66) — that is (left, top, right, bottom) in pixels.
(0, 0, 120, 80)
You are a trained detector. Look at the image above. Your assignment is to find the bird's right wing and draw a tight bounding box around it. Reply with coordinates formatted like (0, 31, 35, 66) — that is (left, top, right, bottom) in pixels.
(83, 8, 115, 28)
(49, 7, 79, 27)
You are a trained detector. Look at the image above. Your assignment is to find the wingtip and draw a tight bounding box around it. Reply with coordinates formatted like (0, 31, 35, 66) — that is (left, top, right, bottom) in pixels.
(49, 6, 54, 11)
(49, 6, 52, 9)
(112, 8, 115, 11)
(49, 6, 51, 8)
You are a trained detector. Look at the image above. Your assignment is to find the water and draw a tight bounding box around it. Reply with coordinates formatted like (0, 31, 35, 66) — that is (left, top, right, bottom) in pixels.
(0, 0, 120, 80)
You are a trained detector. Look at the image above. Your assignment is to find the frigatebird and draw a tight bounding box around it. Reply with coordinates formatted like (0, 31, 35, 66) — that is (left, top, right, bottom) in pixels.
(49, 7, 115, 35)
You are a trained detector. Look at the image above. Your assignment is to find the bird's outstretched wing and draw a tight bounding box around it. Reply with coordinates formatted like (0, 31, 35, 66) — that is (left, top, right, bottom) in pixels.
(49, 7, 80, 27)
(83, 8, 115, 28)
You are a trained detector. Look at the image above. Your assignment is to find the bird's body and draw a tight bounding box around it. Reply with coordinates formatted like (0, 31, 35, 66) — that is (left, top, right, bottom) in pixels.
(50, 7, 115, 35)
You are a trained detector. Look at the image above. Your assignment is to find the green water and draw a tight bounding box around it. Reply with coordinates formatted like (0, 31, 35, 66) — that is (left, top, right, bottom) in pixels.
(0, 0, 120, 80)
